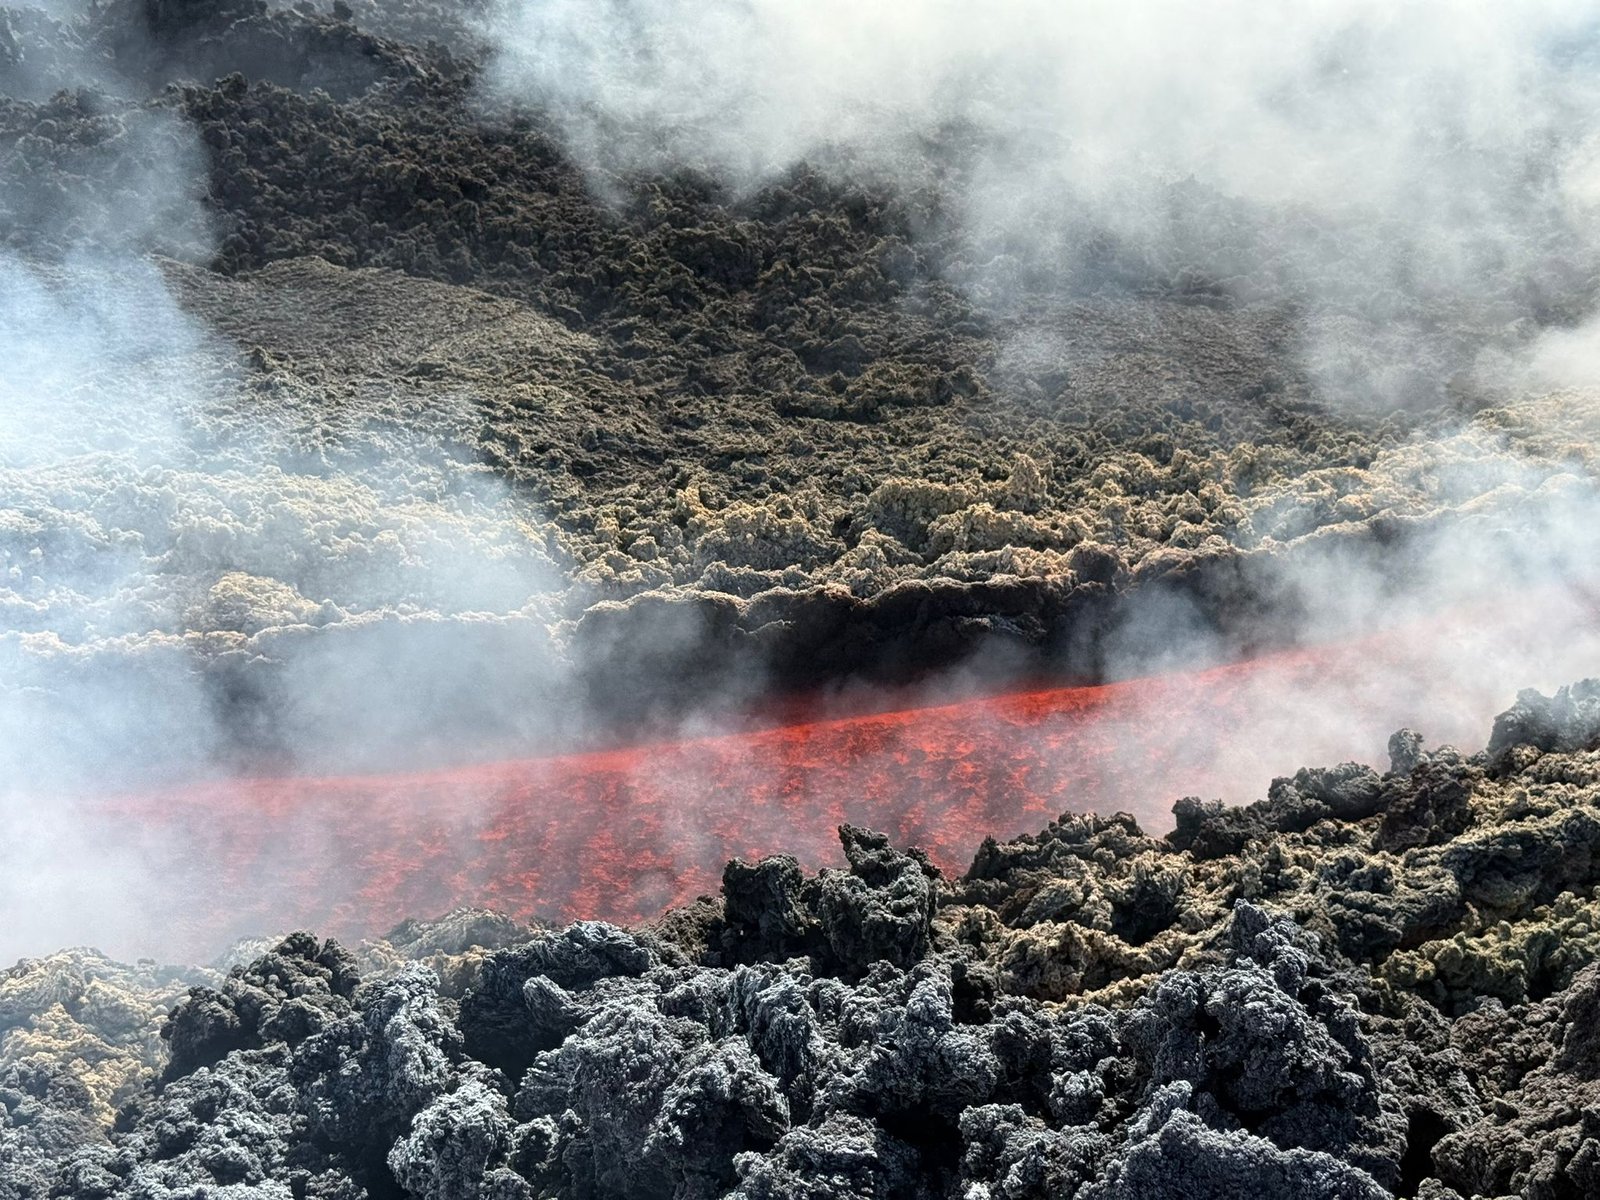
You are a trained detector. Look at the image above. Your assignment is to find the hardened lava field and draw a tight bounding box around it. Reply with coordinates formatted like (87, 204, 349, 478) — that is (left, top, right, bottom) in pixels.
(8, 3, 1600, 1200)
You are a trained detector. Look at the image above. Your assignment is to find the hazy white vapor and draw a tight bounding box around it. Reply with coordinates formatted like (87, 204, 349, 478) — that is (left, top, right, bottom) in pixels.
(486, 1, 1600, 308)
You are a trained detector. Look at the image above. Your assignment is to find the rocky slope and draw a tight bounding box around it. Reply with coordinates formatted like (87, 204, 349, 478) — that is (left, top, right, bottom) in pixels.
(5, 0, 1598, 778)
(4, 684, 1600, 1198)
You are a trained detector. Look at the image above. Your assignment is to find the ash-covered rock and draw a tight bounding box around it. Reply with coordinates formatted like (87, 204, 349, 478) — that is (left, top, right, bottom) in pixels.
(1487, 681, 1600, 767)
(714, 825, 938, 974)
(6, 685, 1600, 1197)
(160, 930, 358, 1077)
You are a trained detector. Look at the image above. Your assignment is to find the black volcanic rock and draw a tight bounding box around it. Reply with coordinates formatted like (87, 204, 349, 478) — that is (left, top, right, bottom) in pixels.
(161, 931, 358, 1077)
(1488, 680, 1600, 766)
(7, 686, 1600, 1198)
(720, 855, 816, 961)
(1432, 964, 1600, 1198)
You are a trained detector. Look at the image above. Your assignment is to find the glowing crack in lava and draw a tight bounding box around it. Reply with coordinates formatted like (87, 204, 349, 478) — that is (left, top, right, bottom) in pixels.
(101, 587, 1600, 957)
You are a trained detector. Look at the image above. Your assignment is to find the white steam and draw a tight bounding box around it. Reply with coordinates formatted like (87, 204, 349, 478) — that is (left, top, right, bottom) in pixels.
(0, 109, 568, 963)
(0, 250, 575, 959)
(485, 1, 1600, 325)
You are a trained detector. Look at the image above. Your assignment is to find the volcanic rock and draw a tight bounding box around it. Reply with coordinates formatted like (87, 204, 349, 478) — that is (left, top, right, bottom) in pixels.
(4, 688, 1600, 1196)
(7, 4, 1600, 1198)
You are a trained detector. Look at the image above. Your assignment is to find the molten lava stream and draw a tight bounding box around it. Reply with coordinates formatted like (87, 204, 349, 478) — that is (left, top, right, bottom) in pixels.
(106, 584, 1600, 955)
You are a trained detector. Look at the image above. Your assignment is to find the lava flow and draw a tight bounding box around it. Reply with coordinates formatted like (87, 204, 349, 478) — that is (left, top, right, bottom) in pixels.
(93, 586, 1600, 958)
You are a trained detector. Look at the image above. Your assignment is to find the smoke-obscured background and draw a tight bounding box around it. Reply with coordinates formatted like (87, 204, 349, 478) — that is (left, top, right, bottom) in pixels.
(485, 1, 1600, 360)
(5, 0, 1600, 960)
(482, 0, 1600, 661)
(0, 18, 571, 952)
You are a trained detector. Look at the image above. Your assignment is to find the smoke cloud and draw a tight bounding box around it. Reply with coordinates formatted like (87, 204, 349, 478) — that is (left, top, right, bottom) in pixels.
(0, 243, 582, 959)
(0, 82, 569, 961)
(484, 2, 1600, 339)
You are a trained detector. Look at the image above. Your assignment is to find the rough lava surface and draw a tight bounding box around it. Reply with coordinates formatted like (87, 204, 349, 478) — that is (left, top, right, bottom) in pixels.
(5, 0, 1600, 775)
(7, 3, 1600, 1199)
(5, 687, 1600, 1198)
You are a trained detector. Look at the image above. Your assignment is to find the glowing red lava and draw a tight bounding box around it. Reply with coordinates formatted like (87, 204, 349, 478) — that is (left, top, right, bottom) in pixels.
(101, 586, 1600, 956)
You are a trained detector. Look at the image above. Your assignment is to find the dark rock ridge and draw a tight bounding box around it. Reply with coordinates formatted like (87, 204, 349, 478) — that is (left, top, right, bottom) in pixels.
(6, 682, 1600, 1197)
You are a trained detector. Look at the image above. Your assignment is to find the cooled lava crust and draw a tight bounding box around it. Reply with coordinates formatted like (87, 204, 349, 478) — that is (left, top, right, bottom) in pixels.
(9, 684, 1600, 1199)
(6, 0, 1600, 775)
(8, 5, 1600, 1200)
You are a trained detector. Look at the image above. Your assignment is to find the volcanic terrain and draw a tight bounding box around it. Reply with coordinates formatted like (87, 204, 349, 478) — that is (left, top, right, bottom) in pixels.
(5, 2, 1600, 1199)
